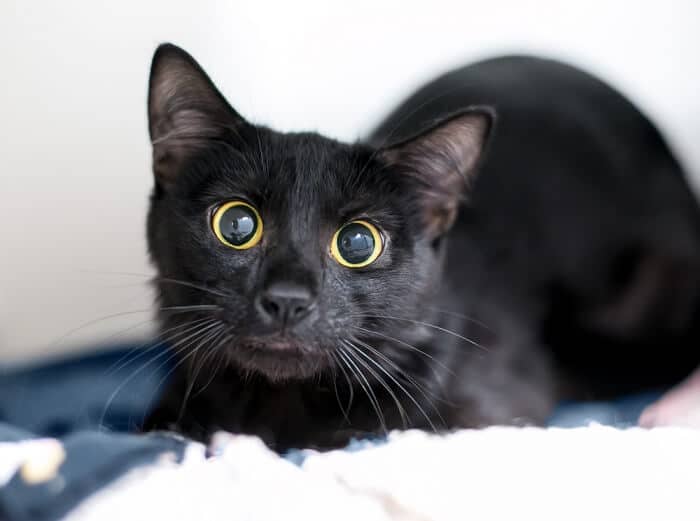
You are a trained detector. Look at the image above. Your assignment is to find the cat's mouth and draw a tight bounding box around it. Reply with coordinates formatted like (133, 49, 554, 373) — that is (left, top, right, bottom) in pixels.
(240, 334, 313, 353)
(223, 334, 329, 381)
(246, 337, 300, 352)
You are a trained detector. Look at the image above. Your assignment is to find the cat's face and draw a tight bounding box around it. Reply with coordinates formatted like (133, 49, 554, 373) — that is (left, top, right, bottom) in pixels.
(146, 44, 491, 381)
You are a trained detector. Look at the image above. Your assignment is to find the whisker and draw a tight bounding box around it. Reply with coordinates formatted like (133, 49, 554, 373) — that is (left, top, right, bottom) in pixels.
(178, 325, 228, 416)
(49, 304, 220, 351)
(105, 316, 216, 376)
(254, 127, 270, 175)
(136, 326, 221, 430)
(352, 313, 488, 353)
(350, 325, 458, 408)
(190, 331, 231, 401)
(48, 309, 155, 349)
(160, 305, 222, 311)
(426, 306, 493, 331)
(190, 328, 227, 388)
(156, 278, 233, 298)
(101, 305, 222, 375)
(328, 351, 354, 425)
(78, 270, 234, 299)
(353, 335, 442, 400)
(75, 269, 154, 278)
(343, 340, 409, 429)
(98, 319, 220, 429)
(351, 325, 456, 377)
(336, 346, 387, 434)
(352, 337, 445, 430)
(146, 322, 226, 426)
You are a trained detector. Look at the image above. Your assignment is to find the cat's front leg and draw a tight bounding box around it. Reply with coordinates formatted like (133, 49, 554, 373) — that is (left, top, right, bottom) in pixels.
(446, 331, 559, 428)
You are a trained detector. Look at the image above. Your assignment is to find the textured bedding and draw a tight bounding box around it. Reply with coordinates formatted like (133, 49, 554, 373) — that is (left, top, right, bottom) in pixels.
(3, 427, 699, 521)
(0, 345, 694, 521)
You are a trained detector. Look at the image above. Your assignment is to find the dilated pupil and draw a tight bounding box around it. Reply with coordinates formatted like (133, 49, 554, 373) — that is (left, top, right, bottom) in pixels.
(220, 206, 257, 245)
(338, 223, 375, 264)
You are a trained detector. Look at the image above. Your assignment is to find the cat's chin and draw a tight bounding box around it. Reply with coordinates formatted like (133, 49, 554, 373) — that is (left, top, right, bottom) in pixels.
(223, 336, 329, 382)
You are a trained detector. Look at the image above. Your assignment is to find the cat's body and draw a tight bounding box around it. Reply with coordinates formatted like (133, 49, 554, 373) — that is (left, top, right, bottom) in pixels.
(372, 56, 700, 399)
(143, 46, 700, 450)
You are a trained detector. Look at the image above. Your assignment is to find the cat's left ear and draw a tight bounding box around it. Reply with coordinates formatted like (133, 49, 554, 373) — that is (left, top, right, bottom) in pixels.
(379, 107, 495, 238)
(148, 43, 246, 184)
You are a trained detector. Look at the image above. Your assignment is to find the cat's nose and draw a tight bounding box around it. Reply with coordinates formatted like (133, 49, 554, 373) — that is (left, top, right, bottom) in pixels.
(256, 282, 316, 327)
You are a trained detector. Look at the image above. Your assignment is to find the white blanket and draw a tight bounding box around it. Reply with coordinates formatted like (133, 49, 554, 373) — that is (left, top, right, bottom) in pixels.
(41, 425, 697, 521)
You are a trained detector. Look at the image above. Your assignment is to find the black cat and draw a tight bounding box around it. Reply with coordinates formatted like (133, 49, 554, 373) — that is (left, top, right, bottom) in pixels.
(143, 44, 700, 450)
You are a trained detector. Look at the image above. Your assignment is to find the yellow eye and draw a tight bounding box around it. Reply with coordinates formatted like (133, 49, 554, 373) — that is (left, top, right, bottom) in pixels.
(211, 201, 263, 249)
(330, 220, 383, 268)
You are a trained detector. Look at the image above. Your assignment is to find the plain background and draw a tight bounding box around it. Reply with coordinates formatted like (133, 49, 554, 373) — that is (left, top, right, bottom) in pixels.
(1, 1, 699, 364)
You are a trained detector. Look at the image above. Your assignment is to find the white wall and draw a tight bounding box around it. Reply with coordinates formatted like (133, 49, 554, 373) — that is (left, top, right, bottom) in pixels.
(1, 0, 699, 363)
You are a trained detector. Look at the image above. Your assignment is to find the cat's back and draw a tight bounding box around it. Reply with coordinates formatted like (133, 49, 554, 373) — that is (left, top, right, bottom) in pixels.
(371, 55, 700, 284)
(371, 55, 667, 160)
(370, 54, 688, 192)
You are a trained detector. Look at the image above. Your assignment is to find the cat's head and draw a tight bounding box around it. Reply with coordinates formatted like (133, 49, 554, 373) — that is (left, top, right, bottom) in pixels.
(146, 44, 493, 381)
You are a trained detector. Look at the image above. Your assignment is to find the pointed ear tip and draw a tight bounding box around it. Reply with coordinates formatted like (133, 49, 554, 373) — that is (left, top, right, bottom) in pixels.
(449, 106, 496, 144)
(150, 43, 196, 73)
(463, 105, 497, 128)
(153, 42, 184, 59)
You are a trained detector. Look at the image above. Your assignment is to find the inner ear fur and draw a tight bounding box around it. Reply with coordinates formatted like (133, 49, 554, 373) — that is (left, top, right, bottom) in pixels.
(379, 107, 495, 237)
(147, 43, 247, 184)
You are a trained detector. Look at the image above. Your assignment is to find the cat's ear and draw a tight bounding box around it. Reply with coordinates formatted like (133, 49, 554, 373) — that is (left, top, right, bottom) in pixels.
(379, 107, 494, 238)
(148, 43, 245, 184)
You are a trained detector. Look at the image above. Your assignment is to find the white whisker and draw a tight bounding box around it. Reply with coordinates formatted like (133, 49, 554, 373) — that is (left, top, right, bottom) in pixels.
(98, 319, 220, 429)
(337, 346, 387, 433)
(353, 313, 488, 352)
(343, 340, 409, 429)
(352, 337, 444, 430)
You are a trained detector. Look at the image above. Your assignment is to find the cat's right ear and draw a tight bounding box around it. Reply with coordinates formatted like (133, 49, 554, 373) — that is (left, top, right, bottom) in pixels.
(148, 43, 246, 184)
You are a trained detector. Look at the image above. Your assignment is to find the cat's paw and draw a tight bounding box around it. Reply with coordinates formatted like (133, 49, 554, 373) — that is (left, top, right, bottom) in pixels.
(639, 367, 700, 428)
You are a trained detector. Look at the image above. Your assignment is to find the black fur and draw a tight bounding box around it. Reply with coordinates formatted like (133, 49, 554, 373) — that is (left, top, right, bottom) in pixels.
(143, 45, 700, 450)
